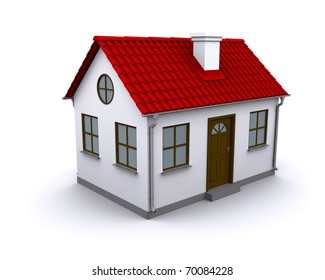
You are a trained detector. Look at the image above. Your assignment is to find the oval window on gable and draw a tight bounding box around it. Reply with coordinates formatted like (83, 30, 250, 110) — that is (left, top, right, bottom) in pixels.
(97, 74, 114, 104)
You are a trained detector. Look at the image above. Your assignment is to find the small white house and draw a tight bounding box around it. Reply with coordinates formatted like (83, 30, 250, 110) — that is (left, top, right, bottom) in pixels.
(63, 33, 288, 218)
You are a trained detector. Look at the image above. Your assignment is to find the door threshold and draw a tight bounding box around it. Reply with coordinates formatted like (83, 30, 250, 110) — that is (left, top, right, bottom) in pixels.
(205, 183, 241, 202)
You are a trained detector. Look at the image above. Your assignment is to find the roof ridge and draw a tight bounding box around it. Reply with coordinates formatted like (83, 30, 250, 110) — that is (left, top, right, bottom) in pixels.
(94, 36, 244, 43)
(222, 38, 245, 42)
(94, 36, 190, 42)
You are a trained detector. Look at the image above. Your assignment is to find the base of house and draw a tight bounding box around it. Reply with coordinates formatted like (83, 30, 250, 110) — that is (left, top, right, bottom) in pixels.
(77, 177, 148, 218)
(77, 169, 275, 219)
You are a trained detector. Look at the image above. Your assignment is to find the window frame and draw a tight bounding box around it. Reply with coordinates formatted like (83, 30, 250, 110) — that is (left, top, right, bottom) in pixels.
(97, 74, 114, 105)
(162, 123, 190, 171)
(115, 122, 137, 171)
(248, 109, 268, 148)
(81, 114, 99, 156)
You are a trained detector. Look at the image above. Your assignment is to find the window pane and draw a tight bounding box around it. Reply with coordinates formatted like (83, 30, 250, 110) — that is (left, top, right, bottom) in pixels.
(220, 123, 227, 133)
(249, 130, 256, 147)
(85, 134, 92, 151)
(99, 76, 106, 88)
(257, 128, 265, 145)
(163, 149, 174, 169)
(163, 127, 174, 148)
(176, 146, 186, 165)
(249, 113, 257, 129)
(128, 127, 136, 147)
(128, 148, 137, 169)
(93, 136, 99, 154)
(106, 90, 113, 103)
(92, 118, 98, 135)
(118, 124, 127, 144)
(118, 145, 127, 165)
(176, 125, 187, 145)
(258, 111, 266, 127)
(106, 76, 113, 89)
(99, 89, 106, 102)
(84, 115, 91, 133)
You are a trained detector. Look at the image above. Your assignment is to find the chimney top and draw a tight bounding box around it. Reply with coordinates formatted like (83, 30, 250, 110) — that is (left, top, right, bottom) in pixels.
(190, 32, 222, 42)
(190, 33, 222, 71)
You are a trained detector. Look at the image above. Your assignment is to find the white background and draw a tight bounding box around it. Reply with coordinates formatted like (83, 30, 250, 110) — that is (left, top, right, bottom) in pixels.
(1, 0, 324, 279)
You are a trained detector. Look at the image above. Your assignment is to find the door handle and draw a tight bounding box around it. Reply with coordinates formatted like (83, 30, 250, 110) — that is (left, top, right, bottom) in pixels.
(227, 147, 230, 152)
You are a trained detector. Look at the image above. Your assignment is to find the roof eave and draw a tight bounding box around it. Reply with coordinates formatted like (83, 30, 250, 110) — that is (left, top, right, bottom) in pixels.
(141, 94, 289, 117)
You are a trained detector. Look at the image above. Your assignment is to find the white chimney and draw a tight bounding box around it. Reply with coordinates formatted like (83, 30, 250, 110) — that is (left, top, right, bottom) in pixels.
(191, 33, 222, 71)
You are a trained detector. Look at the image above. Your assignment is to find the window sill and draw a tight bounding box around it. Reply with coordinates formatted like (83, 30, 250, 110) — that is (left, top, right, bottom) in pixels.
(80, 150, 100, 159)
(113, 163, 138, 174)
(161, 165, 192, 175)
(247, 144, 269, 151)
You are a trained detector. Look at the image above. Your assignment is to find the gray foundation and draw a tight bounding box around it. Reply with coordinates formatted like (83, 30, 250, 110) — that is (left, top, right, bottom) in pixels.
(77, 177, 148, 218)
(77, 169, 275, 219)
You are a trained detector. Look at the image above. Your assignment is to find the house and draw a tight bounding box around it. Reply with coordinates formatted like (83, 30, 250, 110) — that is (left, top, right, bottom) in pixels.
(63, 33, 288, 219)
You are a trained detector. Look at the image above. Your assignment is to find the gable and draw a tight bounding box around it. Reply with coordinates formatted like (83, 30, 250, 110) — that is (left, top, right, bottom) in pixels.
(64, 36, 288, 115)
(72, 48, 146, 121)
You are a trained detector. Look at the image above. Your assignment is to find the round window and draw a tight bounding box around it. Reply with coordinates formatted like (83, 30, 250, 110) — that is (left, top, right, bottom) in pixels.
(97, 74, 114, 104)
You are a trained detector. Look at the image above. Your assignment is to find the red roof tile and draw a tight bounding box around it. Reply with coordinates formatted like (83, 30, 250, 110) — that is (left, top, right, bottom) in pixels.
(64, 36, 288, 114)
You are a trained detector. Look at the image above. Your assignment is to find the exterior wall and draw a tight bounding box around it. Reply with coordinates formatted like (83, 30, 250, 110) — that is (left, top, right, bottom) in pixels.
(152, 98, 278, 209)
(73, 49, 149, 211)
(71, 48, 279, 212)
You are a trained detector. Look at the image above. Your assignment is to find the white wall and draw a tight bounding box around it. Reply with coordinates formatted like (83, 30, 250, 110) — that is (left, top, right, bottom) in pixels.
(73, 49, 149, 211)
(152, 98, 278, 209)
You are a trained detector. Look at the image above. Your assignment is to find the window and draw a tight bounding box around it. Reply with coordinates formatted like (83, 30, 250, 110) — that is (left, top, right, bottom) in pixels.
(211, 122, 227, 134)
(249, 110, 268, 148)
(82, 114, 99, 156)
(163, 123, 189, 171)
(97, 74, 114, 104)
(116, 123, 137, 170)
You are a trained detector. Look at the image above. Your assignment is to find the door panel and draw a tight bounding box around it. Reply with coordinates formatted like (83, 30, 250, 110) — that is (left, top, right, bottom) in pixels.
(207, 116, 234, 190)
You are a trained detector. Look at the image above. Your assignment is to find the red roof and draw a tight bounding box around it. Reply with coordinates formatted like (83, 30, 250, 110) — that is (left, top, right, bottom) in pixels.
(64, 36, 287, 115)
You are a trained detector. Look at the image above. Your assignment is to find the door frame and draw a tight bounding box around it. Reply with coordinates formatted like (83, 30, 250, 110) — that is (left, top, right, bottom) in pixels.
(206, 114, 236, 191)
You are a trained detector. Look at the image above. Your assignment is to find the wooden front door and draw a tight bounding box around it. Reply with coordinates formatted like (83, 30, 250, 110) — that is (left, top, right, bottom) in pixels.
(207, 116, 234, 191)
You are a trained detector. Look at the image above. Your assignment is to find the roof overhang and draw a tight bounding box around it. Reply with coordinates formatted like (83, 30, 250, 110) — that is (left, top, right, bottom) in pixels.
(142, 95, 289, 117)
